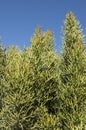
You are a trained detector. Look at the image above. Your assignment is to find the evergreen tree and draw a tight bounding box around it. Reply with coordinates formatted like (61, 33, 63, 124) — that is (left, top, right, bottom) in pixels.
(1, 46, 35, 130)
(26, 27, 60, 129)
(59, 12, 86, 129)
(30, 27, 58, 114)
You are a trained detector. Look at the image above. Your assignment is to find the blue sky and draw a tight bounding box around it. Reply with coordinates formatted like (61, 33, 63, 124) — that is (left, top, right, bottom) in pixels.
(0, 0, 86, 51)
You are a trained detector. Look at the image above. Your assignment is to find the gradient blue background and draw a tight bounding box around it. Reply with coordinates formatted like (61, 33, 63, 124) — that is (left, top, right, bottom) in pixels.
(0, 0, 86, 51)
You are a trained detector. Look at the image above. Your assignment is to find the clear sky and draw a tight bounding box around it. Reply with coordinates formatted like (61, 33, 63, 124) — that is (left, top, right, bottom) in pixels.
(0, 0, 86, 51)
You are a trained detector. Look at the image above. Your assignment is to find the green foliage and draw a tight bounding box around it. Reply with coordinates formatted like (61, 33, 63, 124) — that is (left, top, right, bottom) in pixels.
(59, 12, 86, 129)
(30, 27, 59, 114)
(1, 46, 35, 130)
(0, 12, 86, 130)
(32, 106, 61, 130)
(0, 44, 6, 111)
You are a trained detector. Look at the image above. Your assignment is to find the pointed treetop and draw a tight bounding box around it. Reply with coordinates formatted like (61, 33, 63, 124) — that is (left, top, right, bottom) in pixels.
(63, 11, 85, 47)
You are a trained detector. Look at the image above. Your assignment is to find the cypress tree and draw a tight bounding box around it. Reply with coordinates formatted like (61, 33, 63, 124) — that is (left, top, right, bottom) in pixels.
(1, 46, 35, 130)
(29, 27, 60, 129)
(30, 27, 58, 114)
(59, 12, 86, 129)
